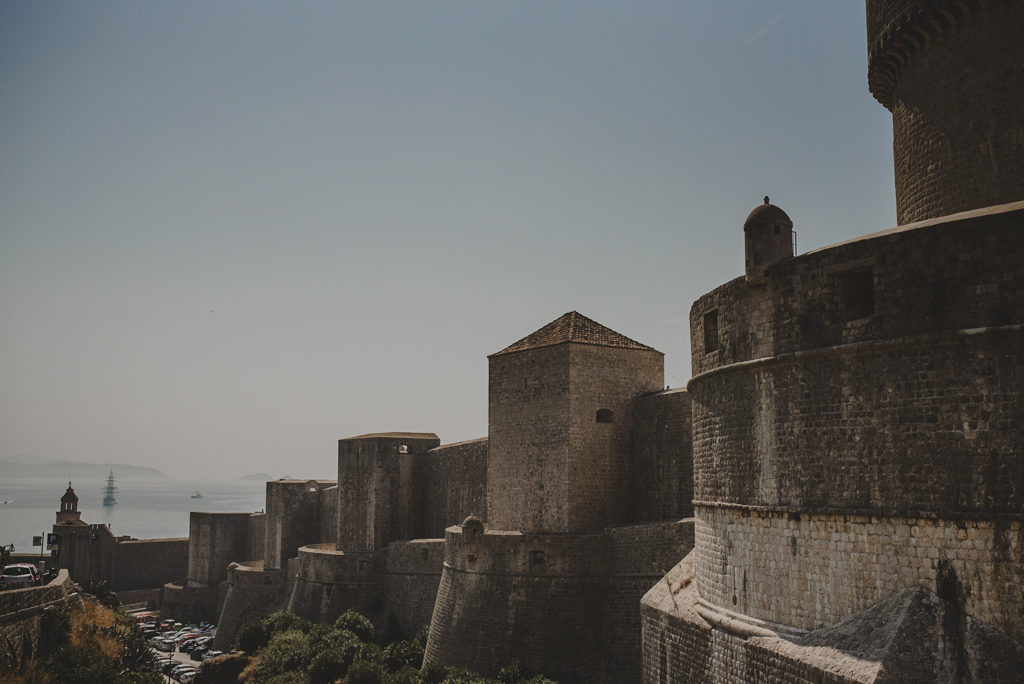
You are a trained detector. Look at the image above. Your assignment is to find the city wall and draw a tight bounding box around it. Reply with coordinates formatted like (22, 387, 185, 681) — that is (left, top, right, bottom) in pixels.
(286, 543, 385, 625)
(866, 0, 1024, 224)
(264, 480, 334, 571)
(187, 512, 261, 588)
(0, 570, 76, 669)
(212, 561, 289, 651)
(419, 439, 487, 538)
(113, 538, 189, 592)
(383, 539, 445, 639)
(424, 519, 695, 684)
(687, 205, 1024, 641)
(641, 551, 1024, 683)
(52, 522, 188, 593)
(628, 388, 693, 523)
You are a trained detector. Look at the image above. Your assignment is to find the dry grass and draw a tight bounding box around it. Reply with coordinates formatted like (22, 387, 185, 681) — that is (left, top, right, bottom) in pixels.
(1, 596, 127, 683)
(69, 597, 123, 660)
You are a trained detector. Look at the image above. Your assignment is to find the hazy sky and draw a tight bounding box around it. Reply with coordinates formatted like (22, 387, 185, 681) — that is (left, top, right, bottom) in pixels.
(1, 1, 896, 479)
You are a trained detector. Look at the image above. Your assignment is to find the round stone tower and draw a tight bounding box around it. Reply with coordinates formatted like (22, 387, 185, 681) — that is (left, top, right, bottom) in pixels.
(866, 0, 1024, 224)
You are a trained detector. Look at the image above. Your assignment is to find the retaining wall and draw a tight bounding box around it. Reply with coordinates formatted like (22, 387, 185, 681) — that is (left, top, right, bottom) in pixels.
(213, 561, 289, 650)
(425, 520, 695, 684)
(0, 570, 75, 669)
(286, 544, 385, 625)
(383, 539, 444, 639)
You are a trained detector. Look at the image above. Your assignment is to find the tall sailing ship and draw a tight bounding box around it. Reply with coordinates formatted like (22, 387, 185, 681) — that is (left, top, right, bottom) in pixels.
(102, 469, 118, 506)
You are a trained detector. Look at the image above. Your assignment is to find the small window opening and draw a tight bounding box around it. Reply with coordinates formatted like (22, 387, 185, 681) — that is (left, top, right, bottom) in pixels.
(596, 408, 614, 423)
(703, 310, 719, 353)
(836, 269, 874, 321)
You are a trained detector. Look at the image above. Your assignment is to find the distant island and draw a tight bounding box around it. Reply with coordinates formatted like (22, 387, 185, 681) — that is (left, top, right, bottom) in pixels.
(0, 459, 166, 480)
(240, 472, 273, 481)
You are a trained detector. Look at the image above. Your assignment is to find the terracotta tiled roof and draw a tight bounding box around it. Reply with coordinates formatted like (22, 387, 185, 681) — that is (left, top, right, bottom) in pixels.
(491, 311, 658, 357)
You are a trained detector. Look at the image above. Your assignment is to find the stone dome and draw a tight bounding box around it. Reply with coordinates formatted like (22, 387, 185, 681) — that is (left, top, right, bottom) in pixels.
(744, 196, 792, 229)
(61, 482, 78, 503)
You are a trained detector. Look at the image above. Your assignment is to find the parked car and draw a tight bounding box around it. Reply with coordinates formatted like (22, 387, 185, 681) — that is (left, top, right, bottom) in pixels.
(201, 650, 224, 661)
(182, 636, 210, 652)
(172, 664, 197, 682)
(153, 637, 175, 652)
(1, 564, 40, 589)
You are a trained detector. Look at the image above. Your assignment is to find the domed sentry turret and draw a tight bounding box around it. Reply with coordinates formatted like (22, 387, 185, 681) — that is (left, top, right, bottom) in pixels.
(744, 196, 793, 285)
(867, 0, 1024, 223)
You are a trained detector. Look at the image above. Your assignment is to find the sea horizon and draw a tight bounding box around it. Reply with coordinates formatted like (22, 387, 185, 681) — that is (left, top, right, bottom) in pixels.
(0, 476, 270, 555)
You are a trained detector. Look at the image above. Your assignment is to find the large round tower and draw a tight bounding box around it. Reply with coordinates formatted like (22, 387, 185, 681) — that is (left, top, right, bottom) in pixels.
(866, 0, 1024, 224)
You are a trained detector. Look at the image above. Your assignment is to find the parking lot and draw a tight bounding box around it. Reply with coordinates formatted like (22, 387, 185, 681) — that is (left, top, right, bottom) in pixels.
(133, 612, 220, 683)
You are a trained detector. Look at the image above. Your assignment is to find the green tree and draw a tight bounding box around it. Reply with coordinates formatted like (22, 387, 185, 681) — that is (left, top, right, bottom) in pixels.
(254, 629, 312, 681)
(237, 619, 269, 653)
(334, 609, 375, 642)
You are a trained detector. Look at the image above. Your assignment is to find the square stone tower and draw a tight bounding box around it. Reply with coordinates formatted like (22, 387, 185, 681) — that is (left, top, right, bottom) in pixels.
(487, 311, 663, 533)
(336, 432, 441, 552)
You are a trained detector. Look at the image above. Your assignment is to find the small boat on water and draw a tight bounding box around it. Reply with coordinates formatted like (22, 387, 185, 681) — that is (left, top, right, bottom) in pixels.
(102, 469, 118, 506)
(190, 490, 202, 499)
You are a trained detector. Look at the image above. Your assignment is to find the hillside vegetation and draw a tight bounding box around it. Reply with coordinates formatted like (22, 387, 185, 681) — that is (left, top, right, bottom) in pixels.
(201, 610, 556, 684)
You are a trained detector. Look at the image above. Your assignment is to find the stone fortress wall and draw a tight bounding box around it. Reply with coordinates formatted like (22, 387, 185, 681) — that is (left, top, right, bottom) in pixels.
(685, 207, 1023, 640)
(49, 4, 1023, 681)
(423, 314, 696, 683)
(205, 313, 697, 684)
(642, 206, 1024, 682)
(425, 518, 695, 683)
(0, 570, 76, 669)
(215, 432, 493, 645)
(52, 520, 188, 594)
(866, 0, 1024, 224)
(641, 2, 1024, 678)
(162, 510, 265, 623)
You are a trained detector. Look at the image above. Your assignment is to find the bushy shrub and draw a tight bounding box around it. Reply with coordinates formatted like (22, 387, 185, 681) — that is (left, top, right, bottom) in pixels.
(193, 651, 250, 684)
(307, 648, 347, 684)
(344, 660, 383, 684)
(264, 672, 310, 684)
(388, 665, 425, 684)
(334, 609, 375, 642)
(383, 639, 424, 671)
(237, 619, 270, 653)
(254, 629, 312, 680)
(420, 663, 490, 684)
(263, 610, 311, 637)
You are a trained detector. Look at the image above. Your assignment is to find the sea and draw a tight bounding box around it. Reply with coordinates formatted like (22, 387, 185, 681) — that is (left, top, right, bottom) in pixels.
(0, 477, 268, 555)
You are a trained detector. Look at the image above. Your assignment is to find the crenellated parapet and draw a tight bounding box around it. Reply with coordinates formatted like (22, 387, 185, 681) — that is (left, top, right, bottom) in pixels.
(866, 0, 1024, 223)
(866, 0, 991, 110)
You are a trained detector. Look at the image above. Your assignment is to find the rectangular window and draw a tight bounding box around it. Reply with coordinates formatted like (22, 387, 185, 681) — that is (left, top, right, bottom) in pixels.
(703, 310, 719, 353)
(835, 268, 874, 320)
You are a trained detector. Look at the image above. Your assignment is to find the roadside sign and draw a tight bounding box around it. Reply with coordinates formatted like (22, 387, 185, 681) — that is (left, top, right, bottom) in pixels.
(32, 535, 42, 546)
(47, 533, 60, 546)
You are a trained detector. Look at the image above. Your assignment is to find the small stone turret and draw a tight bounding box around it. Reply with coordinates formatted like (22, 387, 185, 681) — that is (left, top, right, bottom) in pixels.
(56, 482, 82, 525)
(744, 196, 793, 284)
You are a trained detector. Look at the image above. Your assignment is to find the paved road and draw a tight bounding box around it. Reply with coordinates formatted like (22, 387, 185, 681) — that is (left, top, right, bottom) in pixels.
(151, 640, 210, 682)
